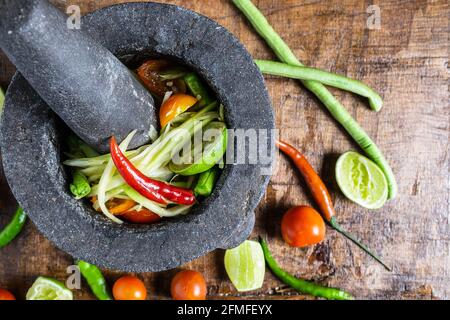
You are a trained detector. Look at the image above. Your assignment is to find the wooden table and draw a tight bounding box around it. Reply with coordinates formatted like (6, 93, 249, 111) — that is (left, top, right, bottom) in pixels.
(1, 0, 449, 300)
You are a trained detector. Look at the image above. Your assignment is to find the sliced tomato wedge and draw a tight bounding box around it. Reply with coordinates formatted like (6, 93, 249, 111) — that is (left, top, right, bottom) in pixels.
(119, 209, 162, 224)
(91, 197, 136, 215)
(159, 93, 197, 127)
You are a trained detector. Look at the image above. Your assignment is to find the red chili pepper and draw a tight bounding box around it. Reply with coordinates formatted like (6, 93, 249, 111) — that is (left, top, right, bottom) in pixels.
(110, 136, 196, 205)
(276, 140, 391, 271)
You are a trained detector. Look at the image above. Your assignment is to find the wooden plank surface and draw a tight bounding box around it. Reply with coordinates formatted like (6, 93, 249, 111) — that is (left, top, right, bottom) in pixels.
(0, 0, 449, 300)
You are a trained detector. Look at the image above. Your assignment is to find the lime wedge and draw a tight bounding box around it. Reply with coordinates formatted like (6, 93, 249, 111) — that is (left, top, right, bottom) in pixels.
(169, 121, 227, 176)
(336, 151, 388, 209)
(224, 240, 265, 292)
(26, 277, 73, 300)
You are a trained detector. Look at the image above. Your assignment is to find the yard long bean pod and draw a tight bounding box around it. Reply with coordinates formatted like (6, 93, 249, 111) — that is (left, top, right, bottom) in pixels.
(260, 237, 353, 300)
(194, 166, 220, 197)
(77, 260, 112, 300)
(183, 73, 213, 107)
(0, 207, 27, 248)
(255, 60, 383, 112)
(233, 0, 397, 200)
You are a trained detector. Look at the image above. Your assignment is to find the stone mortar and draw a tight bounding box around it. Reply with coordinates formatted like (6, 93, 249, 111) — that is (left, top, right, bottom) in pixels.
(0, 2, 274, 272)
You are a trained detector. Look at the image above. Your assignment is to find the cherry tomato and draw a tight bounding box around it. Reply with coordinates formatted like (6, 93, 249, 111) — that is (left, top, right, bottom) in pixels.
(120, 209, 161, 224)
(113, 275, 147, 300)
(136, 59, 172, 98)
(281, 206, 326, 247)
(159, 93, 197, 128)
(171, 270, 207, 300)
(0, 289, 16, 300)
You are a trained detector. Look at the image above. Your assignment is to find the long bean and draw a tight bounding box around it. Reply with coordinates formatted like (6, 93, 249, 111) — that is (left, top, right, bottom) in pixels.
(255, 60, 382, 111)
(233, 0, 397, 200)
(260, 237, 353, 300)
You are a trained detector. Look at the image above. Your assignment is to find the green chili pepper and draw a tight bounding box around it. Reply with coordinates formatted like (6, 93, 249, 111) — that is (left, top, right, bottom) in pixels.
(194, 166, 220, 197)
(70, 170, 91, 199)
(76, 260, 112, 300)
(0, 207, 27, 248)
(183, 73, 213, 107)
(259, 237, 354, 300)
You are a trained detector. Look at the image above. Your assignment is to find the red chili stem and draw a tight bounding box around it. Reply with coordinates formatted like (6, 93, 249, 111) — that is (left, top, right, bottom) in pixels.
(110, 136, 196, 205)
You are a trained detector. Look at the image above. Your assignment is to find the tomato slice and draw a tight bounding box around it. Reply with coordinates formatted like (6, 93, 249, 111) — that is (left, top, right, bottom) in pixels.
(91, 197, 136, 215)
(119, 208, 162, 224)
(159, 93, 197, 127)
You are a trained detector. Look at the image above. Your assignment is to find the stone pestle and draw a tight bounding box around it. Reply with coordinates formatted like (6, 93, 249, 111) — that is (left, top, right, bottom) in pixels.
(0, 0, 157, 153)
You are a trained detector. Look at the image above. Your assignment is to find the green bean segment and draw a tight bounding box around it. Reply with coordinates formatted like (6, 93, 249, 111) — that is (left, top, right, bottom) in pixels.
(184, 73, 213, 107)
(194, 166, 220, 196)
(70, 170, 91, 199)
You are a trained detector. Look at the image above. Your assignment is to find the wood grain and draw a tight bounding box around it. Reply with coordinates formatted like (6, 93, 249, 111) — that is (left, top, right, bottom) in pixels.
(0, 0, 448, 300)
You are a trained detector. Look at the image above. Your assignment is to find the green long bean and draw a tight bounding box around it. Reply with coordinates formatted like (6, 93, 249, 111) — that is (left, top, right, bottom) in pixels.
(255, 60, 383, 111)
(194, 166, 220, 197)
(260, 237, 353, 300)
(233, 0, 397, 199)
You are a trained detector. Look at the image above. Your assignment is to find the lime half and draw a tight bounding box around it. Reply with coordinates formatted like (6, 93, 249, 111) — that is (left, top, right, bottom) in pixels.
(169, 121, 227, 176)
(336, 151, 388, 209)
(224, 240, 265, 292)
(26, 277, 73, 300)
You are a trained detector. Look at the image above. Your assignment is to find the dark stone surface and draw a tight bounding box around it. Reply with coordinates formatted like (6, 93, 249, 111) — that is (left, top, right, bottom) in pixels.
(0, 2, 274, 272)
(0, 0, 157, 153)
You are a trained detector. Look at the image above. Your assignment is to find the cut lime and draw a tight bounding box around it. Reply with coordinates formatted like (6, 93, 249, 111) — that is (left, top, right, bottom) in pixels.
(336, 151, 388, 209)
(224, 240, 265, 292)
(26, 277, 73, 300)
(169, 121, 227, 176)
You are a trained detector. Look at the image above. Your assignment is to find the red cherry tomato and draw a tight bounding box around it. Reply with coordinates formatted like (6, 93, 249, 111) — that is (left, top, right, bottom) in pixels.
(120, 209, 161, 224)
(0, 289, 16, 300)
(281, 206, 326, 247)
(113, 276, 147, 300)
(171, 270, 207, 300)
(136, 59, 172, 98)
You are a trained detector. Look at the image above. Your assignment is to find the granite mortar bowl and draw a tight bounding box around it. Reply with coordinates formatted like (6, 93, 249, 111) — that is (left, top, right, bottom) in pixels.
(0, 2, 274, 272)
